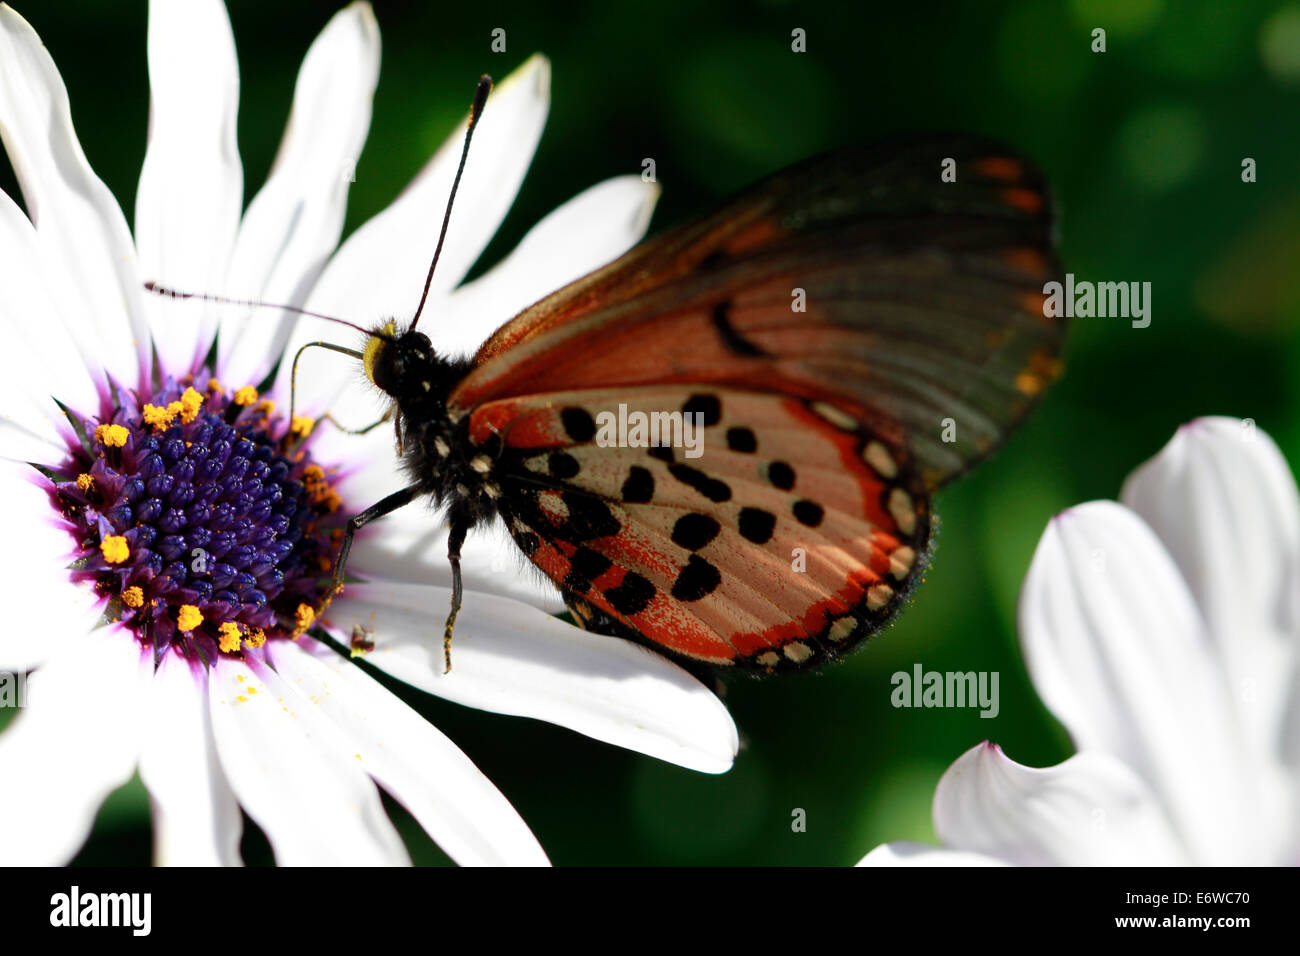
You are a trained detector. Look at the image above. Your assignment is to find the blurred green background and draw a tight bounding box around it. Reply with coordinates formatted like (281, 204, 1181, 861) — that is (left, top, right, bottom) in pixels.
(3, 0, 1299, 865)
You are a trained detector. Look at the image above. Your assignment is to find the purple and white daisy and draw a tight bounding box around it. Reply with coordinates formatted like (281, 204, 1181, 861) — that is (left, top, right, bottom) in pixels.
(861, 417, 1299, 866)
(0, 0, 737, 866)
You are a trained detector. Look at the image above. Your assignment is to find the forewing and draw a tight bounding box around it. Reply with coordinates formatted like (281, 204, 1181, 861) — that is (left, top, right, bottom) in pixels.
(455, 136, 1063, 490)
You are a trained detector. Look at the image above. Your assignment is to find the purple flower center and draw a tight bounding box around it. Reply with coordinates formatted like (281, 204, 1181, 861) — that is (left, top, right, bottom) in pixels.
(47, 374, 344, 661)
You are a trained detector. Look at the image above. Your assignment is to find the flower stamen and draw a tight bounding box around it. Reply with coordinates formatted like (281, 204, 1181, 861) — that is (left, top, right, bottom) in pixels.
(101, 536, 130, 564)
(50, 374, 347, 662)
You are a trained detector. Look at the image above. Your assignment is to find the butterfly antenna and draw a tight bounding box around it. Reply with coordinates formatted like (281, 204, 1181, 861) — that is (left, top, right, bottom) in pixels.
(409, 73, 493, 332)
(143, 281, 386, 339)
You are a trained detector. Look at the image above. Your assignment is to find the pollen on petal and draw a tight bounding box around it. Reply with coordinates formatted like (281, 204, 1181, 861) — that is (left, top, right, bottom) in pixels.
(142, 403, 177, 429)
(234, 385, 258, 406)
(75, 473, 94, 492)
(177, 604, 204, 633)
(245, 627, 267, 649)
(217, 621, 243, 652)
(122, 585, 144, 608)
(94, 424, 129, 448)
(101, 535, 130, 564)
(178, 387, 204, 424)
(295, 603, 316, 632)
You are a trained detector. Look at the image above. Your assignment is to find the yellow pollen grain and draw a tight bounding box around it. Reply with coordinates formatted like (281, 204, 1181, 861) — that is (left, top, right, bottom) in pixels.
(177, 604, 204, 633)
(290, 415, 315, 437)
(309, 483, 342, 511)
(75, 473, 94, 492)
(302, 464, 325, 484)
(245, 628, 267, 649)
(142, 403, 177, 429)
(217, 621, 243, 652)
(207, 378, 222, 393)
(122, 586, 145, 608)
(295, 604, 316, 631)
(100, 535, 130, 564)
(256, 399, 276, 416)
(178, 387, 204, 424)
(233, 385, 259, 406)
(94, 424, 129, 448)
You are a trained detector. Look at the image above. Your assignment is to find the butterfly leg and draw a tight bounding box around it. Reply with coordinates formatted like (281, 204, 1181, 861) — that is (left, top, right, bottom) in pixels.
(294, 484, 421, 637)
(322, 406, 394, 436)
(442, 518, 469, 674)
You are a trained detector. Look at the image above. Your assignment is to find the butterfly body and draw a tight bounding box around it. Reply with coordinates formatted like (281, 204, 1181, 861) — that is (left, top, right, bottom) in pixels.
(345, 136, 1063, 674)
(363, 325, 491, 522)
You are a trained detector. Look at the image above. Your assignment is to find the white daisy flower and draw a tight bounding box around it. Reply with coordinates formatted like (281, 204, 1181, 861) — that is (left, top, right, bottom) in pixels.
(860, 417, 1298, 866)
(0, 0, 737, 866)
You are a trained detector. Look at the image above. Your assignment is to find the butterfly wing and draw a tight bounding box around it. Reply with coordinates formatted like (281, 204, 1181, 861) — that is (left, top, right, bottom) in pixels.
(473, 385, 928, 670)
(449, 137, 1062, 670)
(460, 136, 1063, 490)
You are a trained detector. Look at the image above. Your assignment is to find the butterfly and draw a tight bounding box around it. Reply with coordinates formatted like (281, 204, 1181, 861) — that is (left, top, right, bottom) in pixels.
(155, 77, 1064, 675)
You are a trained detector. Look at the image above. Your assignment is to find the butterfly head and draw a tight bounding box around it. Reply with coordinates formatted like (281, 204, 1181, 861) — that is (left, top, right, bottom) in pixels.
(363, 321, 436, 395)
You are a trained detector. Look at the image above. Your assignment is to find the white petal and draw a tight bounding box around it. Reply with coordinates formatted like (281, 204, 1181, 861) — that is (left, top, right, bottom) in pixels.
(207, 654, 409, 865)
(0, 414, 65, 468)
(857, 842, 1007, 866)
(0, 6, 146, 388)
(1019, 501, 1273, 863)
(217, 1, 380, 387)
(135, 0, 243, 373)
(0, 188, 103, 439)
(0, 458, 104, 670)
(137, 652, 242, 866)
(0, 630, 150, 864)
(428, 175, 660, 359)
(285, 54, 550, 412)
(932, 743, 1188, 866)
(269, 638, 549, 865)
(1121, 418, 1299, 741)
(328, 580, 737, 773)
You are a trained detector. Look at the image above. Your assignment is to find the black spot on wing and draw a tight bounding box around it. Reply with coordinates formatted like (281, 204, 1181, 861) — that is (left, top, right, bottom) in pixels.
(668, 463, 731, 502)
(682, 394, 721, 427)
(548, 452, 580, 479)
(571, 546, 613, 580)
(563, 570, 591, 595)
(621, 466, 655, 503)
(766, 461, 795, 490)
(726, 427, 757, 453)
(560, 407, 596, 442)
(793, 499, 824, 527)
(737, 507, 776, 544)
(605, 571, 655, 616)
(671, 513, 721, 551)
(710, 300, 766, 357)
(671, 555, 722, 601)
(559, 491, 622, 540)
